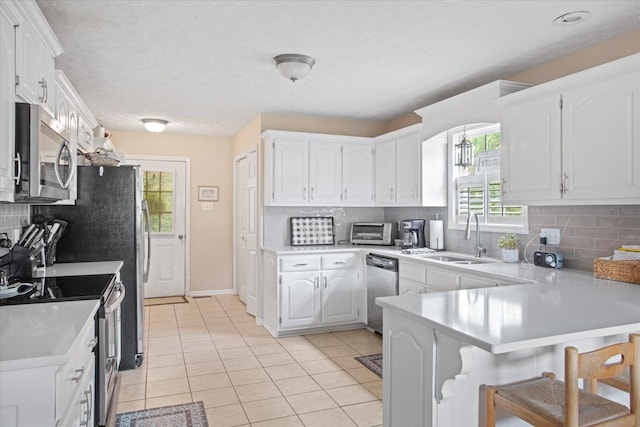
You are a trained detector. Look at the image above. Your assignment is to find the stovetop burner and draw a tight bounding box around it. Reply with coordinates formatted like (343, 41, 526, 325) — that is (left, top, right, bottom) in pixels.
(0, 274, 115, 305)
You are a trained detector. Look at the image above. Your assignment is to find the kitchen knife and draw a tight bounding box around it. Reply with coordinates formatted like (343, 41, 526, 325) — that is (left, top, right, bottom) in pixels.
(18, 224, 36, 246)
(28, 230, 45, 249)
(47, 223, 60, 245)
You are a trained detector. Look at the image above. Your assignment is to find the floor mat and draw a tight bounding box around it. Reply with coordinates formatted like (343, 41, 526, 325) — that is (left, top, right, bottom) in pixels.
(115, 401, 208, 426)
(355, 353, 383, 378)
(144, 296, 189, 306)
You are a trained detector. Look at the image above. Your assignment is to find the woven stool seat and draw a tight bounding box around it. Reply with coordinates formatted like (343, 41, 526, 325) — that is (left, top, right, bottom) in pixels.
(495, 376, 629, 426)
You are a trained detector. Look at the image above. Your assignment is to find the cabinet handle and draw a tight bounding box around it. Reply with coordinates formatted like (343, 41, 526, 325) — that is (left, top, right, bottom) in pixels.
(303, 186, 307, 200)
(344, 188, 348, 200)
(324, 276, 327, 288)
(310, 187, 315, 200)
(88, 337, 98, 350)
(390, 187, 394, 200)
(414, 186, 417, 199)
(13, 152, 21, 184)
(333, 261, 346, 265)
(314, 277, 319, 289)
(293, 263, 308, 267)
(38, 78, 46, 103)
(71, 367, 84, 382)
(562, 173, 569, 195)
(501, 179, 506, 196)
(44, 80, 48, 103)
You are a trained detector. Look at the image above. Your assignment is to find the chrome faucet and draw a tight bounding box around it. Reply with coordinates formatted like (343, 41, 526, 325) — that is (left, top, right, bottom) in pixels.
(465, 212, 487, 258)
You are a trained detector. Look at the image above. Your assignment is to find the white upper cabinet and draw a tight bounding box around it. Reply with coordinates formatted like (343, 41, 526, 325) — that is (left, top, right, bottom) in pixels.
(342, 143, 374, 205)
(309, 141, 342, 205)
(500, 54, 640, 205)
(263, 130, 373, 207)
(272, 137, 309, 205)
(374, 124, 422, 206)
(0, 5, 17, 202)
(374, 139, 396, 204)
(13, 1, 62, 114)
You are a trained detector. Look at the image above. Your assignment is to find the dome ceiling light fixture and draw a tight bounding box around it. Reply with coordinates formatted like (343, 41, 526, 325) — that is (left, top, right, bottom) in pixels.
(273, 53, 316, 83)
(141, 118, 168, 133)
(553, 11, 591, 26)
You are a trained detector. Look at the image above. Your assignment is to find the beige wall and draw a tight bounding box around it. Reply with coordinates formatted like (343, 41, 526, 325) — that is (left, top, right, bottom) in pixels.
(232, 115, 262, 157)
(261, 113, 386, 137)
(508, 29, 640, 84)
(111, 130, 233, 294)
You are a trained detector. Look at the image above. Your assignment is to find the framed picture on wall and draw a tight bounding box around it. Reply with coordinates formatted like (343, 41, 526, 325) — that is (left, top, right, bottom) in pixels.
(198, 186, 219, 201)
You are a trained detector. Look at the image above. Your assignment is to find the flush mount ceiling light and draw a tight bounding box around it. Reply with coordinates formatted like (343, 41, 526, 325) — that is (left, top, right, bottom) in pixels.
(553, 11, 591, 26)
(273, 53, 316, 83)
(141, 118, 168, 133)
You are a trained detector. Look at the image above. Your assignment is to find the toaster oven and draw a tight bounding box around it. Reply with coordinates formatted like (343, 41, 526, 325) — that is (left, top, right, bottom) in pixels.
(350, 222, 398, 245)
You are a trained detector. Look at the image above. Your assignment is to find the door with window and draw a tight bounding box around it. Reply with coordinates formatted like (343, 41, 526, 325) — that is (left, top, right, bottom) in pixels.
(128, 157, 187, 298)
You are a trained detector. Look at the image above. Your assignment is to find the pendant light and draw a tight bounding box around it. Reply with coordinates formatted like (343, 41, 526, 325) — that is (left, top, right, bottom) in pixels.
(455, 128, 473, 167)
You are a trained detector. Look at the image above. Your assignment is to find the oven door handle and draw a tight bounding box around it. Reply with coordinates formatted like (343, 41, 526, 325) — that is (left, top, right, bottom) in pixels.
(104, 283, 126, 315)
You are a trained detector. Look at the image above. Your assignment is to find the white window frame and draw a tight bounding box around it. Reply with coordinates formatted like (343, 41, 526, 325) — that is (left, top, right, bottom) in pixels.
(447, 124, 529, 234)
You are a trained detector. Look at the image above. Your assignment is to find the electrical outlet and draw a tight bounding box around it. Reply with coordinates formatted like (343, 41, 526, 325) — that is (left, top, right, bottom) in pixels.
(541, 228, 561, 245)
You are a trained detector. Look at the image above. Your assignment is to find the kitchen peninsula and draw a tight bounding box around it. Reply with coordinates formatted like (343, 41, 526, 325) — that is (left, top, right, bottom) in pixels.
(376, 266, 640, 427)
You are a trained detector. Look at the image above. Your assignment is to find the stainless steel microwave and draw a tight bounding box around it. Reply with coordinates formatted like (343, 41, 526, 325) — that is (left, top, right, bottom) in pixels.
(350, 222, 398, 245)
(14, 102, 75, 202)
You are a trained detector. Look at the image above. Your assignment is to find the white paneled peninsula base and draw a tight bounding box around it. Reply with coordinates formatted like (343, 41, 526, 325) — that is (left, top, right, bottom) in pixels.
(376, 272, 640, 427)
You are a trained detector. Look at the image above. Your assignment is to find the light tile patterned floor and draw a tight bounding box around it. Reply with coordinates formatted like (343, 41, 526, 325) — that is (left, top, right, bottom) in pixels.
(117, 295, 383, 427)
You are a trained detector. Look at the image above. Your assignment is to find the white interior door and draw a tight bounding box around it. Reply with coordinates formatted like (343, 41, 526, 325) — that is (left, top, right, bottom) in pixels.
(128, 157, 187, 298)
(236, 157, 248, 303)
(246, 150, 258, 315)
(234, 148, 258, 315)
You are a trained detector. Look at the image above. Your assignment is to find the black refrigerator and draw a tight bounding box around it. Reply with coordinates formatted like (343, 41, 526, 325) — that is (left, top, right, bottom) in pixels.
(34, 165, 149, 370)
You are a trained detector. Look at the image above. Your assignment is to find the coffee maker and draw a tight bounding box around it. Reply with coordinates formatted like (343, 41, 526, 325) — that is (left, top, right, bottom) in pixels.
(400, 219, 426, 249)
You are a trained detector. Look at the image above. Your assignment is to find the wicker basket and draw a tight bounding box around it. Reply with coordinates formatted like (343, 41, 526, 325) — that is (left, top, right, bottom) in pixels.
(594, 256, 640, 285)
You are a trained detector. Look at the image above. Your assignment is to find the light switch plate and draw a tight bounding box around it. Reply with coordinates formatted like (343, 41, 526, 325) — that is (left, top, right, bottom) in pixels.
(541, 228, 561, 245)
(201, 202, 214, 211)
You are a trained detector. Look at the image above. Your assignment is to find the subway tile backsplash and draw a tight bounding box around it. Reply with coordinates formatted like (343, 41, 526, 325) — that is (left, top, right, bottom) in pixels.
(0, 204, 29, 242)
(263, 206, 385, 247)
(384, 205, 640, 272)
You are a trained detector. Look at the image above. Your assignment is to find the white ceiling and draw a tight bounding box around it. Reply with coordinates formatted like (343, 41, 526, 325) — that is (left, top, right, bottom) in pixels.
(36, 0, 640, 137)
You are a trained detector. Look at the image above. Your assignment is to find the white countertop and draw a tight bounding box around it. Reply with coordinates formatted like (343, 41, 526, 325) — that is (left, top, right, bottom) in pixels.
(32, 260, 123, 278)
(377, 271, 640, 354)
(0, 300, 100, 371)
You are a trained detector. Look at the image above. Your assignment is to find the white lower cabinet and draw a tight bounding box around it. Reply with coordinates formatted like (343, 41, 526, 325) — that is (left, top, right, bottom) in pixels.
(399, 259, 516, 295)
(0, 312, 96, 427)
(264, 251, 365, 336)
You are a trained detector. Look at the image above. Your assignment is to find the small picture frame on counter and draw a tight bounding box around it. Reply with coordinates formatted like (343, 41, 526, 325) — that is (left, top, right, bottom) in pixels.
(198, 186, 219, 201)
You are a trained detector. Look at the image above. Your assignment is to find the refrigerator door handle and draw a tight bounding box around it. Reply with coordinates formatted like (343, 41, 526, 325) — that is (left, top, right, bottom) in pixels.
(142, 200, 151, 283)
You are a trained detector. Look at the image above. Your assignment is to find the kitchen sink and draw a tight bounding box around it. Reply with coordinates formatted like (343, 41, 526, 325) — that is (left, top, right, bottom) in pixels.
(413, 253, 497, 264)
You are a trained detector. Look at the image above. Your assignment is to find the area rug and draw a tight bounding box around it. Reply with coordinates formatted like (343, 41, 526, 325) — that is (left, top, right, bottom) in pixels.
(115, 401, 208, 426)
(144, 296, 189, 306)
(355, 353, 383, 378)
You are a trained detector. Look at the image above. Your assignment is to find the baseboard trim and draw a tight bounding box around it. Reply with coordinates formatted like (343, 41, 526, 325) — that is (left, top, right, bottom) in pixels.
(189, 289, 234, 297)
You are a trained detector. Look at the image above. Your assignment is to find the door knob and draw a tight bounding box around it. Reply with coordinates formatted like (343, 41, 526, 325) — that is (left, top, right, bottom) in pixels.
(178, 235, 184, 240)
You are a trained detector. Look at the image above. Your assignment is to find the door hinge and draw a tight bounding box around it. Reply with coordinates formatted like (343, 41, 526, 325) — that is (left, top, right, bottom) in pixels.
(272, 142, 275, 149)
(15, 75, 19, 86)
(278, 276, 282, 285)
(272, 191, 274, 200)
(279, 316, 282, 324)
(357, 308, 360, 317)
(341, 146, 343, 153)
(559, 97, 563, 109)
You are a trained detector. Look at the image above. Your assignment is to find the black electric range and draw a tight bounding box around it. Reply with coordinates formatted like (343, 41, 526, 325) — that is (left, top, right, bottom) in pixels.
(0, 274, 116, 306)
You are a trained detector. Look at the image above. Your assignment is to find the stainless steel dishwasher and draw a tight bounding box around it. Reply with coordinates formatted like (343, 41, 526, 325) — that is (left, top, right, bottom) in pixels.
(366, 253, 399, 334)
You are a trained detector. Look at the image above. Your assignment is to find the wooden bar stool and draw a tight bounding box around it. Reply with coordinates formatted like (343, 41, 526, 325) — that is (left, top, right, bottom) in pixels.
(485, 333, 639, 427)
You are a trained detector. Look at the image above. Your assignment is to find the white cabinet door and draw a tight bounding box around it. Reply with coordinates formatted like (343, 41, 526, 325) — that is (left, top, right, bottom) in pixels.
(309, 141, 342, 205)
(399, 279, 427, 296)
(562, 71, 640, 200)
(374, 140, 396, 204)
(425, 267, 458, 292)
(459, 275, 497, 289)
(280, 271, 320, 329)
(395, 132, 421, 205)
(500, 93, 562, 203)
(272, 139, 309, 205)
(321, 268, 361, 325)
(0, 8, 16, 202)
(342, 144, 373, 205)
(15, 18, 40, 104)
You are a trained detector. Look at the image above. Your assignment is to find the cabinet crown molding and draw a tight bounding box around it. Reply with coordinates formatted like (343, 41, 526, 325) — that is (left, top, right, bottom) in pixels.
(11, 0, 63, 57)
